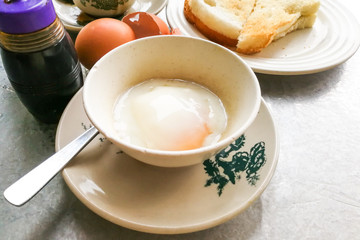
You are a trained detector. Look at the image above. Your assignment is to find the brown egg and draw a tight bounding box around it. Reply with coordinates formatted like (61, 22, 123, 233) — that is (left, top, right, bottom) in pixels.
(122, 12, 170, 39)
(75, 18, 136, 69)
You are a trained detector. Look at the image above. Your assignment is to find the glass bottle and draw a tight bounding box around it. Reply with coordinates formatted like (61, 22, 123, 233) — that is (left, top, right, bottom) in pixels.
(0, 0, 83, 123)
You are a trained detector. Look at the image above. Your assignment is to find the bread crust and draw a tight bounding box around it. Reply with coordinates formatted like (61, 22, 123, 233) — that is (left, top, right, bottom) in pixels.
(184, 0, 238, 47)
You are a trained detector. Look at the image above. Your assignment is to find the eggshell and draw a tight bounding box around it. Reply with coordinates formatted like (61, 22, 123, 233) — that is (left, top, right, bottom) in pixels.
(148, 13, 171, 35)
(122, 12, 170, 39)
(171, 28, 182, 35)
(75, 18, 136, 69)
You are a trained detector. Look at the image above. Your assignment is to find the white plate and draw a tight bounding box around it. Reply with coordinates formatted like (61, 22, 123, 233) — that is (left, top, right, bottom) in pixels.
(54, 0, 168, 32)
(55, 89, 279, 234)
(166, 0, 360, 75)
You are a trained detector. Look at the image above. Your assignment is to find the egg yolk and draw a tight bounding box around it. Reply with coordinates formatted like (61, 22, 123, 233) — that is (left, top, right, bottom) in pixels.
(132, 93, 212, 151)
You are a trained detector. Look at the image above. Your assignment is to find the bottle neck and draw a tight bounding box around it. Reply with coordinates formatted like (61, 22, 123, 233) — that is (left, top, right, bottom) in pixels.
(0, 17, 65, 53)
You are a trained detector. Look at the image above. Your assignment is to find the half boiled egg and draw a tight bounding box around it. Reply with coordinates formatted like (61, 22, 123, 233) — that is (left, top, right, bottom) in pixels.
(113, 79, 227, 151)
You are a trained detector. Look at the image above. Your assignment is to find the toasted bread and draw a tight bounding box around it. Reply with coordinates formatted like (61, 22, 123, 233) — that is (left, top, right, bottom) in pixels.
(184, 0, 320, 54)
(236, 0, 320, 54)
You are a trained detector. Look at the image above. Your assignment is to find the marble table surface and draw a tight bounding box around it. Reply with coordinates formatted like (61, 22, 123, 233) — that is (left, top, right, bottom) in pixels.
(1, 0, 360, 239)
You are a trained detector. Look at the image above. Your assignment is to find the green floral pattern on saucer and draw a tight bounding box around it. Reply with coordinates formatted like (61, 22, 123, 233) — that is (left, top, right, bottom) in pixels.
(203, 135, 266, 196)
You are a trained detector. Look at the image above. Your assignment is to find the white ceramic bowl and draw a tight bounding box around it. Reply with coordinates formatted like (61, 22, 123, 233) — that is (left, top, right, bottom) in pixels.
(73, 0, 135, 17)
(83, 35, 261, 167)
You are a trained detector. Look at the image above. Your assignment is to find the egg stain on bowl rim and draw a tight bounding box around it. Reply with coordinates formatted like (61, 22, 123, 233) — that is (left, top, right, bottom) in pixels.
(113, 78, 228, 151)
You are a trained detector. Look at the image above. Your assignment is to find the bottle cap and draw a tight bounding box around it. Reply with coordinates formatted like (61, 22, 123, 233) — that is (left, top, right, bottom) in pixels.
(0, 0, 57, 34)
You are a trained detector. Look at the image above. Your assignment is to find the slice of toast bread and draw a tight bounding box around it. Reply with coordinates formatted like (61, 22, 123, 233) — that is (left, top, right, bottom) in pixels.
(236, 0, 320, 54)
(184, 0, 320, 54)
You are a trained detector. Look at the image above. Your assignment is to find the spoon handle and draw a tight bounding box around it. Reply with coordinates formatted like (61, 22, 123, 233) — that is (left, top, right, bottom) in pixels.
(3, 126, 99, 207)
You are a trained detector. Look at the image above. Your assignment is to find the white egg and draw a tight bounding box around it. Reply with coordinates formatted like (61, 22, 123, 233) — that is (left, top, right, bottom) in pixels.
(113, 79, 227, 151)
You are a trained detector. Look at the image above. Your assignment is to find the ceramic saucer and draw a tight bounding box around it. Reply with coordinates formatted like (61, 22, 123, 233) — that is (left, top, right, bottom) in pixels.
(55, 89, 279, 234)
(53, 0, 168, 32)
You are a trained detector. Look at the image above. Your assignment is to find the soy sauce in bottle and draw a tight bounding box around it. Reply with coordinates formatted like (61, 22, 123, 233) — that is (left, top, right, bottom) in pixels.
(0, 0, 83, 123)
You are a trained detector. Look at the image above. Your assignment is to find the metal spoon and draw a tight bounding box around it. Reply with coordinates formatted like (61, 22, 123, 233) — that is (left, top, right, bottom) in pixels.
(3, 126, 99, 207)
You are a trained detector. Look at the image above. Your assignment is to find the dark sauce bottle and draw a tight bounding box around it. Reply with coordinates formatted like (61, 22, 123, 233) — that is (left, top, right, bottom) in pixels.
(0, 0, 83, 123)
